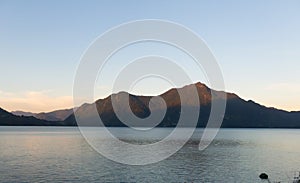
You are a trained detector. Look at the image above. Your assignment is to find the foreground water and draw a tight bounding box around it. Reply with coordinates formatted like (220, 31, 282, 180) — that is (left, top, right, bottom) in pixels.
(0, 127, 300, 182)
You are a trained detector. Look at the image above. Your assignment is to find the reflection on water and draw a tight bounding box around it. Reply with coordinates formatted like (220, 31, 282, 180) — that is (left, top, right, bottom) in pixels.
(0, 127, 300, 182)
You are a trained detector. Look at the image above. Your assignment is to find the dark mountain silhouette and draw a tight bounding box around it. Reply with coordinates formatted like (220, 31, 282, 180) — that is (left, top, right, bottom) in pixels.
(0, 108, 67, 126)
(12, 108, 74, 121)
(64, 82, 300, 128)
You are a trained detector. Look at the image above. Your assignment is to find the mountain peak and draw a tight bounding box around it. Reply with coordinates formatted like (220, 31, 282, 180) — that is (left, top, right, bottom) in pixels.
(195, 81, 208, 88)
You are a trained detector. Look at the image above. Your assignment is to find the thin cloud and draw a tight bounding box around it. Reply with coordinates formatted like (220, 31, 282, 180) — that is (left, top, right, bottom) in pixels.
(0, 90, 73, 113)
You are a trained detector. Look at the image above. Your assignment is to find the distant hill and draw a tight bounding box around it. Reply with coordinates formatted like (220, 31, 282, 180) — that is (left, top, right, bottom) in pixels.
(12, 108, 74, 121)
(0, 108, 66, 126)
(64, 82, 300, 128)
(11, 111, 35, 117)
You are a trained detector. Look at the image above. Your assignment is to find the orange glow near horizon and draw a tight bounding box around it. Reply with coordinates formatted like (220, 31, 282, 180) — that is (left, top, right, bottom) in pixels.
(0, 89, 299, 113)
(0, 90, 73, 113)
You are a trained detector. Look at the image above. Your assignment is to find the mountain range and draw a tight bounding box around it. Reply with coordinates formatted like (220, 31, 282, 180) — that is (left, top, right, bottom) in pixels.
(1, 82, 300, 128)
(12, 108, 74, 121)
(0, 107, 65, 126)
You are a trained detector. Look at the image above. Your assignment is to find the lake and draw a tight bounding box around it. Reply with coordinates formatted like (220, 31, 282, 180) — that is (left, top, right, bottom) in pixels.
(0, 127, 299, 182)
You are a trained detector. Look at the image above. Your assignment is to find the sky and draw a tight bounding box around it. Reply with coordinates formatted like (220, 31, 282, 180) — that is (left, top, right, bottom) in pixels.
(0, 0, 299, 112)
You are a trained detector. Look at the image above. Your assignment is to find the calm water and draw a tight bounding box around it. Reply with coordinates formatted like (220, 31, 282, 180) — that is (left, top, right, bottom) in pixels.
(0, 127, 300, 182)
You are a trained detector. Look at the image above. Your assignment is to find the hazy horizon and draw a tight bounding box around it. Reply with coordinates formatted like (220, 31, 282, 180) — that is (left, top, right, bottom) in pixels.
(6, 81, 300, 114)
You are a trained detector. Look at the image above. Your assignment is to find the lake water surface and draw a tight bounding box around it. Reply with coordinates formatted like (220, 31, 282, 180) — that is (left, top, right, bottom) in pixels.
(0, 127, 299, 182)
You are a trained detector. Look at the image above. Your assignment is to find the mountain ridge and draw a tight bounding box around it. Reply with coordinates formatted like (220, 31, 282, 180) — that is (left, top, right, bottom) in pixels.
(0, 107, 67, 126)
(64, 82, 300, 128)
(12, 108, 74, 121)
(1, 82, 300, 127)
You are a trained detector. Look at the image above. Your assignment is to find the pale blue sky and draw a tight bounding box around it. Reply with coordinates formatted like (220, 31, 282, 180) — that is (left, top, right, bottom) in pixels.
(0, 0, 299, 112)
